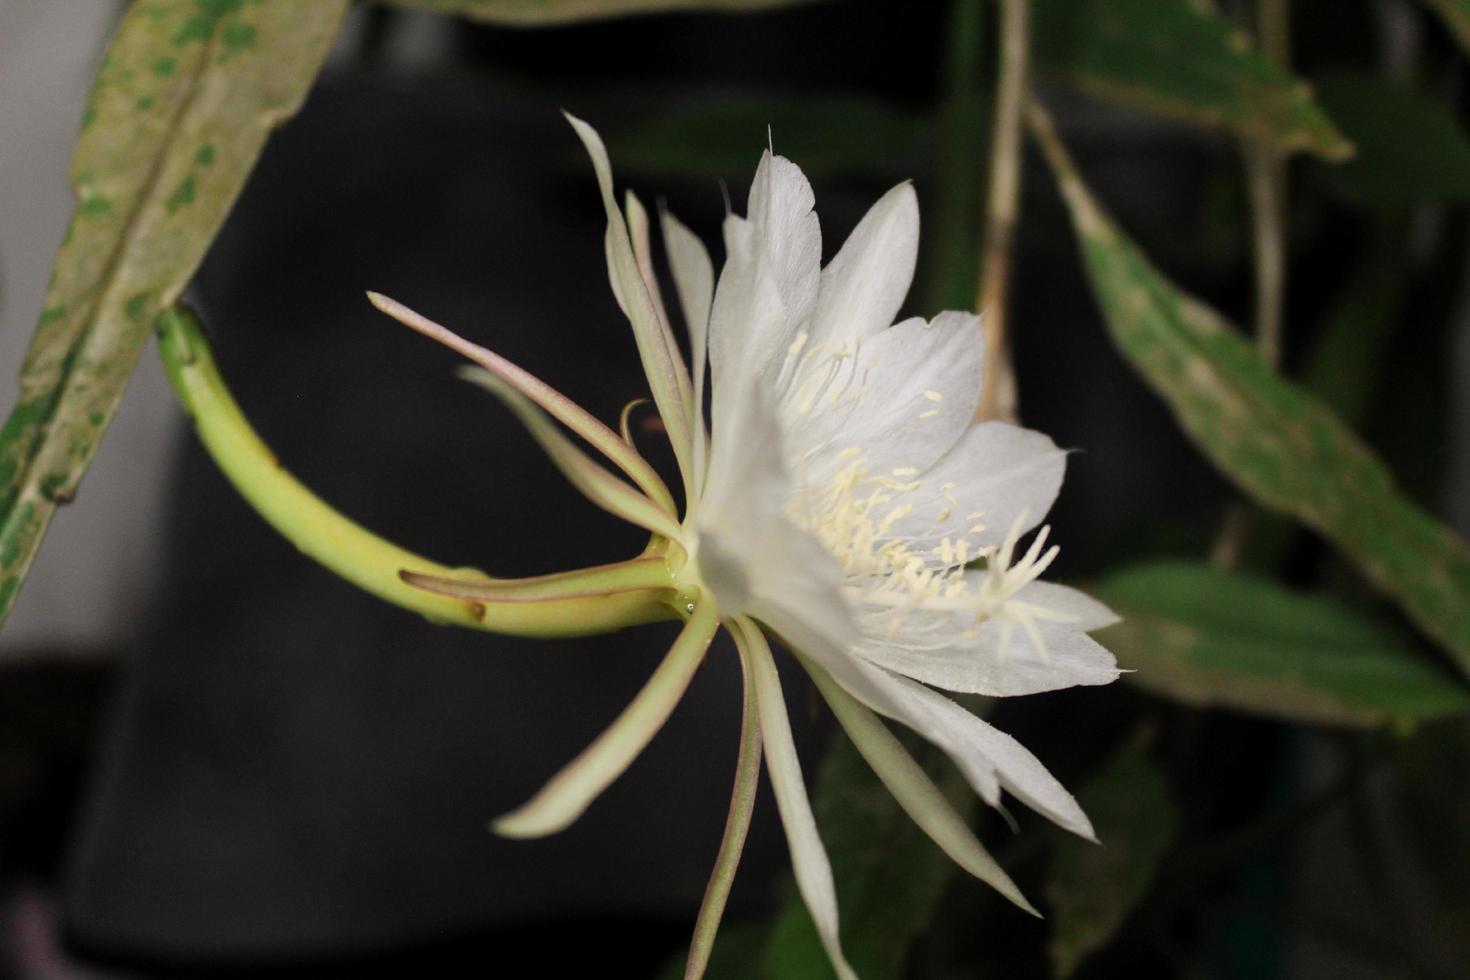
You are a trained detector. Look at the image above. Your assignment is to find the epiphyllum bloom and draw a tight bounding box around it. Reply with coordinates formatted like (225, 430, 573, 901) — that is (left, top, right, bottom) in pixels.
(370, 115, 1119, 980)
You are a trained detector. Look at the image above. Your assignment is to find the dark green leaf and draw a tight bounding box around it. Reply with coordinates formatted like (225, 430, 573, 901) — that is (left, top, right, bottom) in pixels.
(1094, 562, 1470, 729)
(1045, 739, 1176, 978)
(761, 730, 974, 980)
(1029, 104, 1470, 683)
(1313, 72, 1470, 204)
(606, 97, 928, 183)
(1032, 0, 1352, 160)
(0, 0, 348, 629)
(1421, 0, 1470, 53)
(377, 0, 823, 23)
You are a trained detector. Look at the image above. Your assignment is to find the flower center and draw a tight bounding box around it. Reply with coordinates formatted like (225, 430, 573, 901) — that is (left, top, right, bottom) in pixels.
(785, 448, 1069, 658)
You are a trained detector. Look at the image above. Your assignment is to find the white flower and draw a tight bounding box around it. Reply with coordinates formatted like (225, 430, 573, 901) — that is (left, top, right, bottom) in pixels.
(370, 114, 1120, 980)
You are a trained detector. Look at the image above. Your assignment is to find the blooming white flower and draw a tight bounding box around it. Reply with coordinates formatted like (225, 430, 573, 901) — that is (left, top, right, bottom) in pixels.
(369, 114, 1120, 980)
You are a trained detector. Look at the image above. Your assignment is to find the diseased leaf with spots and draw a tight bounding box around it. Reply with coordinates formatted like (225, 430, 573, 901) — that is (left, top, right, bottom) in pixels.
(1094, 563, 1469, 729)
(1028, 104, 1470, 683)
(760, 730, 976, 980)
(377, 0, 822, 23)
(1421, 0, 1470, 53)
(1032, 0, 1352, 160)
(1045, 741, 1176, 978)
(0, 0, 348, 629)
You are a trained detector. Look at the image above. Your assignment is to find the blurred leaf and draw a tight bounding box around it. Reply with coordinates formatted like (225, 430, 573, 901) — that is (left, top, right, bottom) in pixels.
(1313, 72, 1470, 204)
(1094, 562, 1470, 729)
(0, 0, 348, 630)
(761, 730, 974, 980)
(1029, 105, 1470, 684)
(1045, 739, 1176, 978)
(607, 97, 927, 182)
(1299, 224, 1408, 426)
(378, 0, 824, 23)
(1032, 0, 1352, 160)
(1421, 0, 1470, 53)
(921, 0, 988, 313)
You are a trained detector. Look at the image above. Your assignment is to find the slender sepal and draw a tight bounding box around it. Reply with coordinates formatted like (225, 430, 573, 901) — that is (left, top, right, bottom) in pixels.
(565, 112, 697, 503)
(684, 622, 763, 980)
(494, 594, 720, 838)
(367, 291, 678, 517)
(735, 617, 857, 980)
(457, 367, 683, 541)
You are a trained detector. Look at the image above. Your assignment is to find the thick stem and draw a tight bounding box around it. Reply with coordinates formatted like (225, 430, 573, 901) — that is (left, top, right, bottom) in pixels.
(156, 307, 674, 638)
(976, 0, 1031, 423)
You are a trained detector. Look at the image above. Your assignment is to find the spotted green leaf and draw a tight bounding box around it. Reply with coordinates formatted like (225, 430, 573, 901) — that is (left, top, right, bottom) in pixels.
(1032, 0, 1352, 160)
(1094, 563, 1469, 730)
(0, 0, 349, 629)
(1045, 740, 1176, 978)
(377, 0, 821, 23)
(1029, 104, 1470, 683)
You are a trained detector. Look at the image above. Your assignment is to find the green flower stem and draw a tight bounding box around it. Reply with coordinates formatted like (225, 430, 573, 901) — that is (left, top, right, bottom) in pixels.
(155, 307, 675, 638)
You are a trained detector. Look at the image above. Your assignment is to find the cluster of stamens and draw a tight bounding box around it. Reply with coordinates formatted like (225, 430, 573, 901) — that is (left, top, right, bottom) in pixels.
(772, 335, 1070, 661)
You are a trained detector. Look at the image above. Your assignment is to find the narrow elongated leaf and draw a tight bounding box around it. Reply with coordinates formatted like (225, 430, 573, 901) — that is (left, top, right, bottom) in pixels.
(1045, 740, 1177, 978)
(380, 0, 822, 25)
(0, 0, 348, 630)
(1312, 72, 1470, 204)
(1421, 0, 1470, 53)
(1093, 563, 1469, 730)
(1032, 0, 1351, 160)
(1029, 103, 1470, 682)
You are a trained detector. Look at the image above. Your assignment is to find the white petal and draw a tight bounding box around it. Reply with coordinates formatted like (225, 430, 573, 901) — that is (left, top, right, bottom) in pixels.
(874, 670, 1095, 839)
(1015, 581, 1121, 631)
(857, 615, 1121, 697)
(804, 656, 1038, 915)
(752, 617, 1093, 839)
(739, 620, 857, 980)
(747, 150, 821, 329)
(810, 181, 920, 348)
(698, 383, 854, 644)
(891, 421, 1067, 566)
(707, 215, 791, 432)
(661, 210, 714, 368)
(661, 209, 715, 499)
(794, 311, 984, 479)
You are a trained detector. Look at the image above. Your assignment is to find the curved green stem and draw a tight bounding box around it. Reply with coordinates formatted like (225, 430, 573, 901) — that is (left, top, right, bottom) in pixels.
(155, 306, 674, 638)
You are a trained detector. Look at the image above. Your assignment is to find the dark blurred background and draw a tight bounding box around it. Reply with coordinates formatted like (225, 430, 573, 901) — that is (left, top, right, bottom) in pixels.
(1, 0, 1468, 976)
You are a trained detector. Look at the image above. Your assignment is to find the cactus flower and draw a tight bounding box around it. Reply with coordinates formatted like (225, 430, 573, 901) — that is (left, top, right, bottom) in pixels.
(368, 114, 1119, 980)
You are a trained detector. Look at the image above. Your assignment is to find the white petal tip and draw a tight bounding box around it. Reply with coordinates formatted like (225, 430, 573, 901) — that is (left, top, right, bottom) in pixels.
(488, 809, 567, 840)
